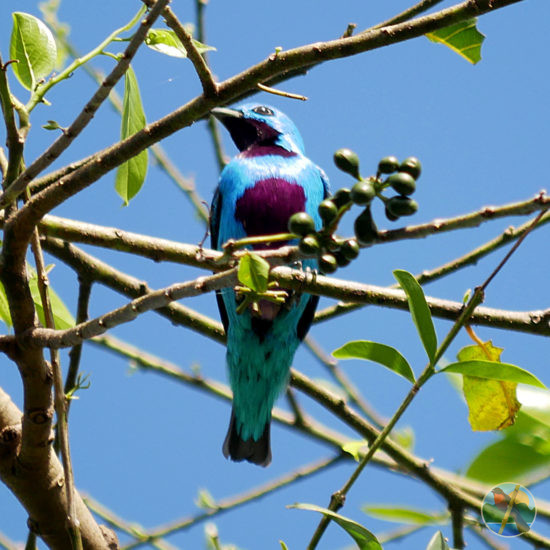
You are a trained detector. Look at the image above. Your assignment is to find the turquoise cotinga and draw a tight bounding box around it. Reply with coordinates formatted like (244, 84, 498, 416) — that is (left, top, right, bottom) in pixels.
(210, 104, 328, 466)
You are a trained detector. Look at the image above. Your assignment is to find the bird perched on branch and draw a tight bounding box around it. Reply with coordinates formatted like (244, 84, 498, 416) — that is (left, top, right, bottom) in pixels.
(210, 103, 328, 466)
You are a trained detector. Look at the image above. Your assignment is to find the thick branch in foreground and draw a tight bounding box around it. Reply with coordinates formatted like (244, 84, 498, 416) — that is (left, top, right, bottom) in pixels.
(0, 387, 115, 550)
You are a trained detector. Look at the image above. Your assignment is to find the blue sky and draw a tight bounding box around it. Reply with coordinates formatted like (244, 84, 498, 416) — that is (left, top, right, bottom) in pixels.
(1, 1, 549, 549)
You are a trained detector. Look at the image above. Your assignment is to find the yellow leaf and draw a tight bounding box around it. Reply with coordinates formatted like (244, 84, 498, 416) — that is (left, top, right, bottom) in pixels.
(457, 342, 520, 431)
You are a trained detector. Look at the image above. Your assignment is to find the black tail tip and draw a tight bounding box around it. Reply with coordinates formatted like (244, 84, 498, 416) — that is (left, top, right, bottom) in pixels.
(222, 411, 272, 467)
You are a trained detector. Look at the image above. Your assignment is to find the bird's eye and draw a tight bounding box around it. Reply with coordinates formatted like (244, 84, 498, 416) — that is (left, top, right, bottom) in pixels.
(252, 106, 274, 116)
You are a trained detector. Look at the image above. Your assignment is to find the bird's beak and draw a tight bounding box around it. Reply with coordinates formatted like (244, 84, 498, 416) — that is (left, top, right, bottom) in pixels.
(211, 107, 243, 123)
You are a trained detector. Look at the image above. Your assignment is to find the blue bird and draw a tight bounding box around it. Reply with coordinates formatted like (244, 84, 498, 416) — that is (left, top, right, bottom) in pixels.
(210, 103, 329, 466)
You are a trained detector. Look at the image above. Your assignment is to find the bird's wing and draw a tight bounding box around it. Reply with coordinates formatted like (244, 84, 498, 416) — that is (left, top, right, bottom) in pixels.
(319, 167, 331, 198)
(210, 188, 230, 332)
(296, 167, 329, 341)
(210, 187, 221, 249)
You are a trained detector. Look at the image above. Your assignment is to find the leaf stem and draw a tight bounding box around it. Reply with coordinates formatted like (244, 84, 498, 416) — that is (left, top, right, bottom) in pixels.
(25, 5, 147, 112)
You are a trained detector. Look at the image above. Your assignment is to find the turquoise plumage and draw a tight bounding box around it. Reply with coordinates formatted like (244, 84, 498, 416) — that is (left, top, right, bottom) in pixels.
(210, 104, 328, 466)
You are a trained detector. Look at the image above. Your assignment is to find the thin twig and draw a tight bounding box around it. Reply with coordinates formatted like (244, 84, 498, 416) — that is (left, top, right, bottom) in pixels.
(378, 190, 550, 244)
(20, 264, 237, 350)
(6, 0, 524, 251)
(82, 495, 177, 550)
(120, 455, 343, 550)
(41, 236, 225, 343)
(304, 335, 385, 427)
(65, 279, 93, 399)
(89, 331, 550, 544)
(29, 10, 209, 222)
(194, 0, 228, 171)
(286, 387, 307, 427)
(25, 5, 147, 113)
(29, 228, 82, 550)
(0, 0, 170, 207)
(306, 212, 544, 548)
(0, 54, 27, 190)
(371, 0, 446, 30)
(316, 199, 550, 323)
(143, 0, 218, 97)
(257, 83, 308, 101)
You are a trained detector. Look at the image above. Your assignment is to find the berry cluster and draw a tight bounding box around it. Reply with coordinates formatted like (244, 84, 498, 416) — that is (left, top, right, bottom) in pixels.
(287, 148, 422, 274)
(288, 209, 359, 274)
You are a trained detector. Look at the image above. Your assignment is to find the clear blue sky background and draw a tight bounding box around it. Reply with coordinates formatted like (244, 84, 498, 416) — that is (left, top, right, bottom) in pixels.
(1, 1, 549, 549)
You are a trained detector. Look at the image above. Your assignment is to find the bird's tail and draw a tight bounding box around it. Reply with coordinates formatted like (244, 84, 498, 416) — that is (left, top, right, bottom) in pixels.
(222, 409, 272, 467)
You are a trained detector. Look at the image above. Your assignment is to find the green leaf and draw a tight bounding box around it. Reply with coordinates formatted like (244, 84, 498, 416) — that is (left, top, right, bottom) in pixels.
(362, 505, 449, 525)
(466, 436, 550, 484)
(333, 340, 415, 383)
(39, 0, 71, 69)
(426, 18, 485, 65)
(115, 65, 148, 205)
(342, 440, 367, 461)
(42, 119, 63, 131)
(28, 273, 75, 330)
(195, 488, 218, 510)
(440, 360, 546, 389)
(145, 28, 215, 59)
(393, 270, 437, 363)
(426, 531, 451, 550)
(10, 12, 57, 90)
(0, 281, 13, 327)
(465, 386, 550, 483)
(289, 503, 382, 550)
(279, 542, 289, 550)
(238, 253, 269, 292)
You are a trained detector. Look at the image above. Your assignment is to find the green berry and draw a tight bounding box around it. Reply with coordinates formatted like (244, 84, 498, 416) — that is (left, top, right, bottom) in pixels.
(318, 199, 338, 225)
(386, 196, 418, 218)
(385, 204, 399, 221)
(334, 250, 351, 267)
(326, 236, 344, 252)
(319, 253, 338, 274)
(341, 238, 360, 260)
(399, 157, 422, 179)
(387, 172, 416, 196)
(332, 188, 352, 208)
(333, 148, 360, 179)
(354, 207, 378, 245)
(288, 212, 315, 236)
(378, 156, 399, 174)
(351, 180, 376, 206)
(299, 235, 320, 255)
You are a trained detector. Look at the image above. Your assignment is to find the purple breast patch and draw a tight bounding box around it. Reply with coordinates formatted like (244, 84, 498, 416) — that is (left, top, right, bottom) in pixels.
(235, 178, 306, 247)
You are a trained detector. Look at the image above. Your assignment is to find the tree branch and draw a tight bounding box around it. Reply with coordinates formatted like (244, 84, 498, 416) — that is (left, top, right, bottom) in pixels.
(0, 0, 170, 207)
(41, 236, 225, 342)
(142, 0, 218, 97)
(5, 0, 524, 275)
(0, 386, 115, 550)
(377, 190, 549, 244)
(29, 228, 82, 548)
